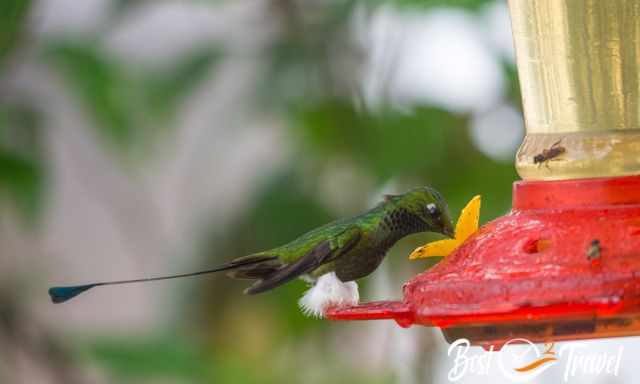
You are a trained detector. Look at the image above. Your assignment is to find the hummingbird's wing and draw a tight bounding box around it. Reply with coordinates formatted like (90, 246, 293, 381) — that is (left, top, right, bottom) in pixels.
(244, 226, 362, 295)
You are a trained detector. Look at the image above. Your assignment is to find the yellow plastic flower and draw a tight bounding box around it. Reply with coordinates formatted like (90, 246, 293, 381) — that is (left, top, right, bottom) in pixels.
(409, 195, 481, 260)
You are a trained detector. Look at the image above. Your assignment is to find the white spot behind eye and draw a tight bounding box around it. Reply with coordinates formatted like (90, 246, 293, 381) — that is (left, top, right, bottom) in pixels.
(427, 203, 437, 214)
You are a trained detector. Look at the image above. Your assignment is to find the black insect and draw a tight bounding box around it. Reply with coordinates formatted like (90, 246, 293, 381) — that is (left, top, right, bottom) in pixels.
(533, 139, 566, 168)
(586, 239, 601, 261)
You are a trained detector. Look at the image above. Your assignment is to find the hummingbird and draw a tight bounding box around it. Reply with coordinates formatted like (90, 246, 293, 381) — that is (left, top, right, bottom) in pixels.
(49, 187, 454, 316)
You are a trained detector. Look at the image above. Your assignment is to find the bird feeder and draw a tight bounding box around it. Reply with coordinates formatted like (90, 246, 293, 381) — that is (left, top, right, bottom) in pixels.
(327, 0, 640, 349)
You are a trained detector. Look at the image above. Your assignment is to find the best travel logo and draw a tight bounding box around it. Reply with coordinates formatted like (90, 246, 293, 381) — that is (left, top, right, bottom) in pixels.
(447, 338, 624, 382)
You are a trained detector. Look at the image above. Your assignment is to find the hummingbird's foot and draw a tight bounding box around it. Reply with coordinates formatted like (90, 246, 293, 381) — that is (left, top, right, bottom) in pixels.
(298, 272, 359, 318)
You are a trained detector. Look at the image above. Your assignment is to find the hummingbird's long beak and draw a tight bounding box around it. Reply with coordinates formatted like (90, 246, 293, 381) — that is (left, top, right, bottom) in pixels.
(443, 221, 455, 239)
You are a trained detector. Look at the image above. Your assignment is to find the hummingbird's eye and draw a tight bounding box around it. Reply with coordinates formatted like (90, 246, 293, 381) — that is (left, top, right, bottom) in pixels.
(426, 203, 440, 217)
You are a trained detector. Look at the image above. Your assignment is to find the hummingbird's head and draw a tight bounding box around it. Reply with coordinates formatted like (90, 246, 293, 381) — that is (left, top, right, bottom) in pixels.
(393, 187, 454, 238)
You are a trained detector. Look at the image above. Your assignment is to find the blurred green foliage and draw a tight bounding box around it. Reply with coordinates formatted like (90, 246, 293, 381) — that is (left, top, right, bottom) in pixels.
(84, 337, 215, 382)
(0, 104, 44, 221)
(46, 42, 219, 154)
(0, 0, 31, 66)
(0, 0, 42, 221)
(84, 332, 393, 384)
(2, 0, 523, 383)
(388, 0, 493, 10)
(293, 102, 459, 181)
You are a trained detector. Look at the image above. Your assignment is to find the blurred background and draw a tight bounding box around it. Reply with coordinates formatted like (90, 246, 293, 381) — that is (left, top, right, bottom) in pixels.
(0, 0, 530, 382)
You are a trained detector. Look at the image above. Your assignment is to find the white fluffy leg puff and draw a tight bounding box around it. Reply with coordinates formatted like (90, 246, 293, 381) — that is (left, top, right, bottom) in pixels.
(298, 272, 359, 318)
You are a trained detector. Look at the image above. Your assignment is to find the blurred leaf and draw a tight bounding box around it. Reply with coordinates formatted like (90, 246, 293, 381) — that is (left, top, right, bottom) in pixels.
(0, 104, 42, 157)
(46, 42, 139, 149)
(144, 48, 220, 119)
(85, 336, 308, 384)
(46, 42, 219, 153)
(85, 337, 214, 382)
(387, 0, 494, 10)
(0, 149, 42, 220)
(293, 101, 463, 181)
(0, 104, 44, 221)
(0, 0, 31, 66)
(261, 0, 358, 108)
(111, 0, 145, 17)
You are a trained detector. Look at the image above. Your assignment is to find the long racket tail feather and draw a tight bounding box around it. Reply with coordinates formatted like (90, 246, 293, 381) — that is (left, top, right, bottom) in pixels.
(48, 255, 278, 304)
(49, 284, 98, 303)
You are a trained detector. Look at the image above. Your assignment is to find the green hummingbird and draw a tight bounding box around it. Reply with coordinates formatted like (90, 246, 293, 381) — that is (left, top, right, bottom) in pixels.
(49, 187, 454, 307)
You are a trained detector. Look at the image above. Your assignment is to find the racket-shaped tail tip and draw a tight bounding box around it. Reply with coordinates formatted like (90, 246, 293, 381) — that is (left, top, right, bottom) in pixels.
(48, 284, 97, 304)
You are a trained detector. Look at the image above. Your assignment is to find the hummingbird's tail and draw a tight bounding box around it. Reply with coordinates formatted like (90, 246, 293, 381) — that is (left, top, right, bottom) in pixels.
(49, 284, 98, 303)
(48, 255, 279, 304)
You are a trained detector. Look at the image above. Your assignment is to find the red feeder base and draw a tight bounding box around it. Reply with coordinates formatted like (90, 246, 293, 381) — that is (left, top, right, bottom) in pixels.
(327, 175, 640, 348)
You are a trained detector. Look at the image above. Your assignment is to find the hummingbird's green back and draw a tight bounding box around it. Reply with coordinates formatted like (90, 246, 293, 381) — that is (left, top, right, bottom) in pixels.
(260, 203, 387, 264)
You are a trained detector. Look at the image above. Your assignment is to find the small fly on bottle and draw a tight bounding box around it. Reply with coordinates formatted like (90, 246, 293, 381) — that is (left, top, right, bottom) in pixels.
(533, 139, 566, 169)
